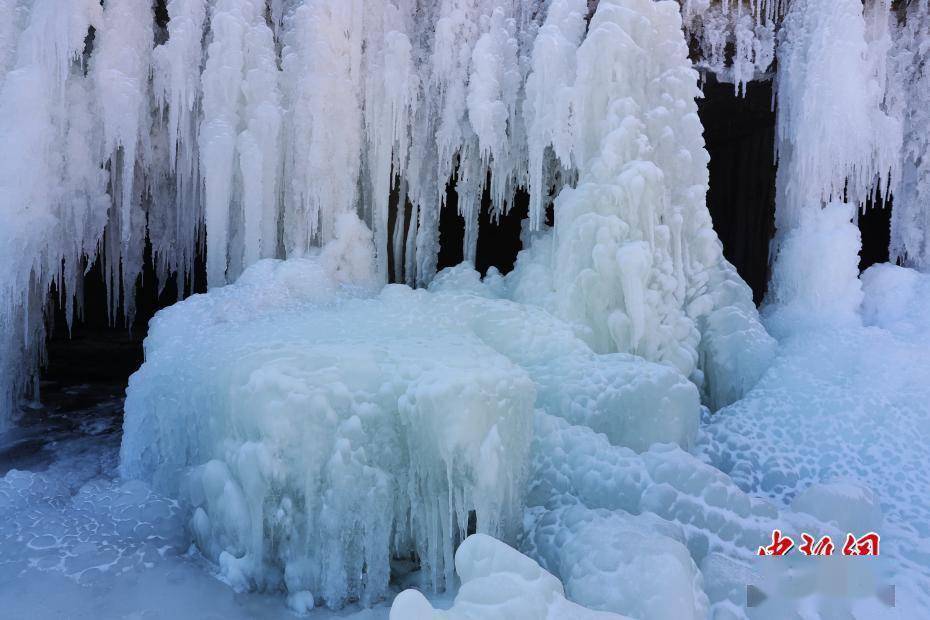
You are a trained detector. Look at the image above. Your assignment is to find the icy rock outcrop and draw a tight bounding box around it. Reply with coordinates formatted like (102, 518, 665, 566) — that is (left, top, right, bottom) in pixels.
(390, 534, 627, 619)
(889, 1, 930, 271)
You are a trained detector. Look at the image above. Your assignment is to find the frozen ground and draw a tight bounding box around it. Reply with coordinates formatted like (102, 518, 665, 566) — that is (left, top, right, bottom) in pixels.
(0, 381, 391, 619)
(701, 262, 930, 614)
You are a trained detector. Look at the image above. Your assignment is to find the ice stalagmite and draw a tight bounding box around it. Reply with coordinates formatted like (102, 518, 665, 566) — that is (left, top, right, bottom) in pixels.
(508, 0, 774, 408)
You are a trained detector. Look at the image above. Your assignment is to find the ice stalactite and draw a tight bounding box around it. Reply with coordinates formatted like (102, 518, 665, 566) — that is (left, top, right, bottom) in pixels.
(773, 0, 900, 237)
(92, 0, 153, 324)
(150, 0, 208, 294)
(523, 0, 586, 231)
(362, 2, 415, 282)
(283, 0, 363, 261)
(0, 0, 922, 442)
(0, 0, 107, 431)
(0, 0, 780, 427)
(765, 0, 901, 334)
(199, 0, 279, 286)
(679, 0, 780, 93)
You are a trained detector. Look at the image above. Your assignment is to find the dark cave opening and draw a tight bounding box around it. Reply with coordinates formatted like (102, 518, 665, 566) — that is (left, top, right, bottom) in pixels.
(698, 74, 778, 304)
(43, 238, 206, 390)
(436, 179, 531, 277)
(858, 193, 893, 272)
(698, 73, 895, 302)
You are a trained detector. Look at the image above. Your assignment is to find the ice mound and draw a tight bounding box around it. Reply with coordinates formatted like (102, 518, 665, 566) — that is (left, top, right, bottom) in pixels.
(389, 534, 627, 620)
(429, 264, 704, 452)
(122, 219, 713, 608)
(531, 353, 699, 452)
(861, 262, 930, 336)
(697, 264, 777, 410)
(525, 504, 708, 619)
(122, 265, 536, 605)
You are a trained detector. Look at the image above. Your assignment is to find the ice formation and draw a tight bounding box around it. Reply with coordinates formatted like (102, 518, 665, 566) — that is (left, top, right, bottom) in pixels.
(0, 0, 925, 428)
(3, 0, 930, 617)
(764, 203, 865, 335)
(121, 219, 535, 607)
(680, 0, 781, 93)
(0, 0, 791, 429)
(121, 222, 712, 609)
(389, 534, 627, 619)
(114, 1, 786, 611)
(772, 0, 900, 237)
(504, 0, 776, 408)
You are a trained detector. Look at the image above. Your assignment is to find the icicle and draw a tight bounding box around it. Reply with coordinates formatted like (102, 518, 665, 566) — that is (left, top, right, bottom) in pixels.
(153, 0, 207, 175)
(363, 1, 415, 282)
(523, 0, 586, 230)
(283, 0, 364, 253)
(773, 0, 901, 235)
(92, 0, 153, 249)
(0, 0, 105, 429)
(238, 15, 282, 267)
(467, 2, 520, 217)
(200, 0, 247, 287)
